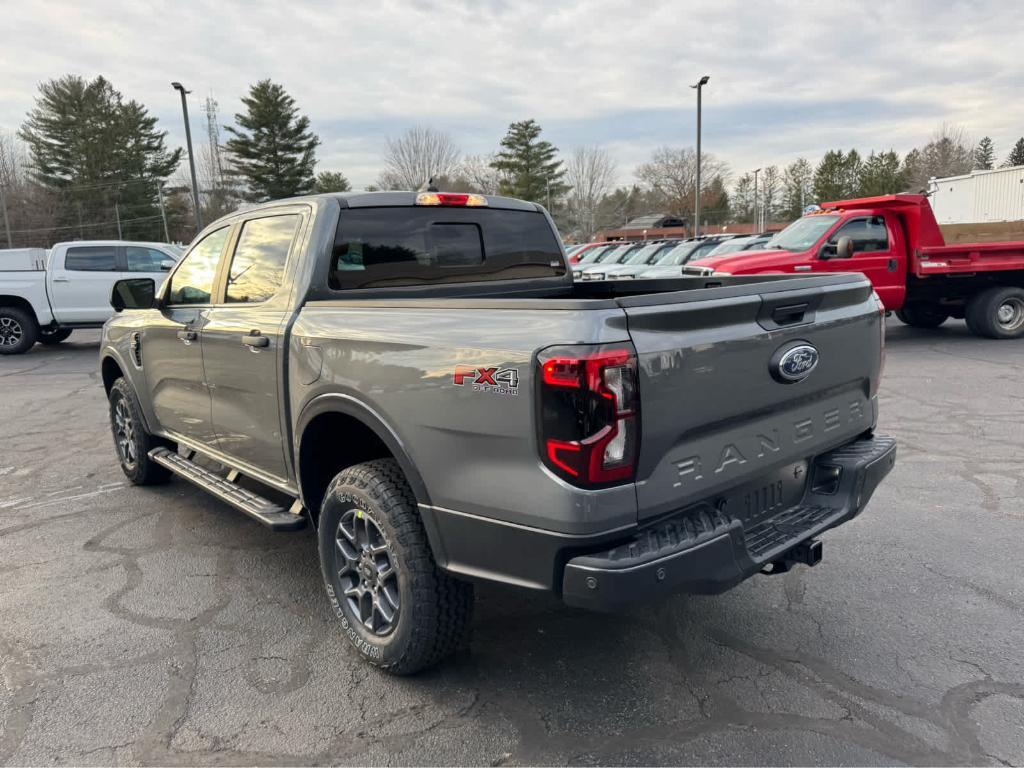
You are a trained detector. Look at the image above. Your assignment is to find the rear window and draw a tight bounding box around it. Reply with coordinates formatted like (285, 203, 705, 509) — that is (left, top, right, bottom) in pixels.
(329, 207, 565, 290)
(65, 245, 117, 271)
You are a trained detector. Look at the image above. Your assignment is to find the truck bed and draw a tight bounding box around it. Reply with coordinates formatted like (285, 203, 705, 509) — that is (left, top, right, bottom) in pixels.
(915, 240, 1024, 277)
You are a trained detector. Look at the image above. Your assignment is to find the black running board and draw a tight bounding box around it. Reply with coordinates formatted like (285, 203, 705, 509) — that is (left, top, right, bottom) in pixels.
(149, 447, 306, 531)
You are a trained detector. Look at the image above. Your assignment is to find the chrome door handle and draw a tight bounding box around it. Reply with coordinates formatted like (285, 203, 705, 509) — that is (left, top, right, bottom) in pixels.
(52, 276, 70, 282)
(176, 329, 197, 343)
(241, 331, 269, 348)
(794, 265, 812, 272)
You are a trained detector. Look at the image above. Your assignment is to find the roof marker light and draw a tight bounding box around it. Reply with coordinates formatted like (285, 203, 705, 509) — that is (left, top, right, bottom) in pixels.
(416, 192, 488, 207)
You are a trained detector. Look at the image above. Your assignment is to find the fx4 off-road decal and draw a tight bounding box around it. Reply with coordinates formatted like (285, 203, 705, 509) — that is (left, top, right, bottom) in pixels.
(453, 365, 520, 396)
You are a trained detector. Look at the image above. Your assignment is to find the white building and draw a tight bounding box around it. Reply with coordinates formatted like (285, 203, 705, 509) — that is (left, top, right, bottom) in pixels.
(928, 164, 1024, 225)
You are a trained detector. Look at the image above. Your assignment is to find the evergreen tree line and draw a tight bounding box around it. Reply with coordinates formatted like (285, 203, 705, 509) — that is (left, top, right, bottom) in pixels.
(2, 72, 1023, 247)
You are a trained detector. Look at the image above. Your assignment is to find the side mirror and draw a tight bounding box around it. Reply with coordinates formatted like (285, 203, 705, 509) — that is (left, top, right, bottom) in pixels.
(159, 259, 176, 271)
(835, 236, 855, 259)
(111, 278, 156, 312)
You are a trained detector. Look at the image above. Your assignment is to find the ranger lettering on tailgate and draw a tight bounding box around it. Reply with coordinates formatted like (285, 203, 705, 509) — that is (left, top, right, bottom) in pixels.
(673, 399, 867, 487)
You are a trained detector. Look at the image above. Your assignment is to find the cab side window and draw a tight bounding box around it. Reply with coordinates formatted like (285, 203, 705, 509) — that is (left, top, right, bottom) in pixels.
(225, 214, 299, 303)
(65, 245, 117, 271)
(829, 216, 889, 254)
(167, 227, 230, 305)
(126, 246, 175, 273)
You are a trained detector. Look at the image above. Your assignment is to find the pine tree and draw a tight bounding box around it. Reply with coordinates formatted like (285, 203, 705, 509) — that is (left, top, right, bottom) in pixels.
(781, 158, 813, 219)
(313, 171, 351, 193)
(813, 150, 861, 202)
(974, 137, 995, 170)
(858, 150, 905, 196)
(19, 75, 181, 242)
(490, 120, 568, 206)
(1005, 138, 1024, 168)
(225, 80, 319, 201)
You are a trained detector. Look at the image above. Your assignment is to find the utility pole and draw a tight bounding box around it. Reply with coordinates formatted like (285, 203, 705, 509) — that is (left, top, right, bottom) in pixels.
(172, 82, 203, 232)
(690, 75, 710, 237)
(752, 168, 761, 232)
(115, 204, 122, 239)
(0, 185, 11, 248)
(157, 185, 170, 242)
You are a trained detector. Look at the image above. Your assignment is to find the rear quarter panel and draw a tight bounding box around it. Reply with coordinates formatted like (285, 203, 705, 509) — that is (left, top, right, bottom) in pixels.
(290, 301, 639, 534)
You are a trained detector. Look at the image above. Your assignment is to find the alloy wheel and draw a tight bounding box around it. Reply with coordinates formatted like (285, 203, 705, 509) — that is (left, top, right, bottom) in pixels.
(0, 317, 23, 347)
(113, 397, 138, 468)
(335, 509, 400, 635)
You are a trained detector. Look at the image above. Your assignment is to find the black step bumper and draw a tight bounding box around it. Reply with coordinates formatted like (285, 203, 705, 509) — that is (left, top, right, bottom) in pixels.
(561, 434, 896, 610)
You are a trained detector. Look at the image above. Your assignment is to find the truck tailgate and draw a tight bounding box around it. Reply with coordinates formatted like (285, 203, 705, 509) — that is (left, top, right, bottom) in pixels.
(620, 275, 882, 521)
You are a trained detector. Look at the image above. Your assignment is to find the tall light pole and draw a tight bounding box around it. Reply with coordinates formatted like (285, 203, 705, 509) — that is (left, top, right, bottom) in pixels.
(690, 75, 710, 237)
(172, 82, 203, 231)
(752, 167, 761, 232)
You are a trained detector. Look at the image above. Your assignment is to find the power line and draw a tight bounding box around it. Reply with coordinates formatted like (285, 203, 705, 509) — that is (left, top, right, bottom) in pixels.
(7, 214, 164, 235)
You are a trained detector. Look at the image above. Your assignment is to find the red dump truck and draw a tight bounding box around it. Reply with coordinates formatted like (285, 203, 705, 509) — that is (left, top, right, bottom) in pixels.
(687, 194, 1024, 339)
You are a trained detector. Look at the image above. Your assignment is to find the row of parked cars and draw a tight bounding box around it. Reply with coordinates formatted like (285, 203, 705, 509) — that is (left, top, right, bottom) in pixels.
(566, 233, 774, 281)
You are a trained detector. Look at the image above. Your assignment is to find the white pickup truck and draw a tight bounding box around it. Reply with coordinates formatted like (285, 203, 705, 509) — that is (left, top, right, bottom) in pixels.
(0, 240, 182, 354)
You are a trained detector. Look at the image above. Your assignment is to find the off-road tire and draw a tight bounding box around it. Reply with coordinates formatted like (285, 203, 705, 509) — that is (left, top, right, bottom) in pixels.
(895, 305, 948, 329)
(108, 377, 172, 485)
(0, 306, 39, 355)
(318, 459, 473, 675)
(965, 287, 1024, 340)
(38, 328, 73, 345)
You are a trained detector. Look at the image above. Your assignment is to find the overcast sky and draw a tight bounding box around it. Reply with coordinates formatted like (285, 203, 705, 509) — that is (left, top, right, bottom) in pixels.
(3, 0, 1023, 190)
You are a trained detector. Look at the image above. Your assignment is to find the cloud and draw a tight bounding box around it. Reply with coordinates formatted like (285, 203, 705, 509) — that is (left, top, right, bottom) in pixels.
(3, 0, 1022, 189)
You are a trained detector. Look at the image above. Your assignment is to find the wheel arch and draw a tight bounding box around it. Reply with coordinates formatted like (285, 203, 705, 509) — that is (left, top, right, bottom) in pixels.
(295, 394, 432, 527)
(101, 354, 125, 395)
(0, 296, 41, 326)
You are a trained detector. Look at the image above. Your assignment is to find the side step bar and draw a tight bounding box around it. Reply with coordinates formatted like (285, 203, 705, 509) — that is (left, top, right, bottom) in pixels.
(149, 447, 306, 531)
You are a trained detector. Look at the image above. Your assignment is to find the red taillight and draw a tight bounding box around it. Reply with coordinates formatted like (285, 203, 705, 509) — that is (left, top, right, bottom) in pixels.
(537, 345, 639, 487)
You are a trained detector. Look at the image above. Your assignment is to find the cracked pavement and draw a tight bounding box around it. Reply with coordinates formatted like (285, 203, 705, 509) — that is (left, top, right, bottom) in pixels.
(1, 321, 1022, 766)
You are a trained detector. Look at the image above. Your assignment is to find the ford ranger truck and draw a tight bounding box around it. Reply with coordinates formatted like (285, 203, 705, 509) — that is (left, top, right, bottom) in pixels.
(99, 191, 896, 674)
(686, 194, 1024, 339)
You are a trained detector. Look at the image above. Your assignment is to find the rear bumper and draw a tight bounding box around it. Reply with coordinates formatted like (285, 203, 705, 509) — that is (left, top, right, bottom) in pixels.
(561, 434, 896, 610)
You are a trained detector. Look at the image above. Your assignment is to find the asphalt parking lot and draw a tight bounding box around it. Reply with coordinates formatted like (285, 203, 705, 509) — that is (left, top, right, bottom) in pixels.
(1, 322, 1022, 766)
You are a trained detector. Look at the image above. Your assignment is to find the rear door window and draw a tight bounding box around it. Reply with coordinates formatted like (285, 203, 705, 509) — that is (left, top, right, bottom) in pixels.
(225, 214, 300, 303)
(330, 207, 564, 290)
(65, 245, 117, 271)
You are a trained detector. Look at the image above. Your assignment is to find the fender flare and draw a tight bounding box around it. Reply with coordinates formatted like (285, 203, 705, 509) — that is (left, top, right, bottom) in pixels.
(293, 392, 432, 508)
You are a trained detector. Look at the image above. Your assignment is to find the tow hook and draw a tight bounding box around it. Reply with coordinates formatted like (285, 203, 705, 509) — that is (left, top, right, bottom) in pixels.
(762, 538, 823, 575)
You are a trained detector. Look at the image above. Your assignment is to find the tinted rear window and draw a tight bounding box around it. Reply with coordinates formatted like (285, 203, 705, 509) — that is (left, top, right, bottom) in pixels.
(329, 207, 565, 290)
(65, 246, 117, 271)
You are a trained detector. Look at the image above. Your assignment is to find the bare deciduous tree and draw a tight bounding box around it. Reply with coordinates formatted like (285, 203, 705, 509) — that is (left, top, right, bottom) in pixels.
(635, 146, 729, 218)
(457, 153, 502, 195)
(759, 165, 781, 226)
(564, 146, 616, 240)
(377, 127, 461, 191)
(902, 123, 974, 192)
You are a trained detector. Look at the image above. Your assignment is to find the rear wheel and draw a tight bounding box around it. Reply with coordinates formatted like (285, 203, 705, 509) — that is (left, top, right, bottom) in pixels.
(965, 287, 1024, 339)
(318, 459, 473, 674)
(0, 306, 38, 355)
(38, 328, 73, 345)
(895, 304, 948, 329)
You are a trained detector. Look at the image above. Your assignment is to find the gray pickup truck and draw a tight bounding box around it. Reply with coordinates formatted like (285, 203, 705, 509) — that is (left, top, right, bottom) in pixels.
(100, 191, 895, 674)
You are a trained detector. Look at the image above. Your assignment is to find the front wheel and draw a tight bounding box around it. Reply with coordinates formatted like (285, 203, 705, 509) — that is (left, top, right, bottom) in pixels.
(318, 459, 473, 675)
(0, 306, 39, 355)
(895, 305, 949, 329)
(38, 328, 73, 345)
(108, 378, 172, 485)
(965, 287, 1024, 339)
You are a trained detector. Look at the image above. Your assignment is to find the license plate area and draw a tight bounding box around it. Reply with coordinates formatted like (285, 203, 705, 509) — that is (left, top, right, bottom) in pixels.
(717, 460, 809, 527)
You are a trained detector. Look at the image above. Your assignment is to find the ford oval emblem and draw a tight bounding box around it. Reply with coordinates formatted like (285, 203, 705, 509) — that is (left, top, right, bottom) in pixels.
(773, 343, 819, 383)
